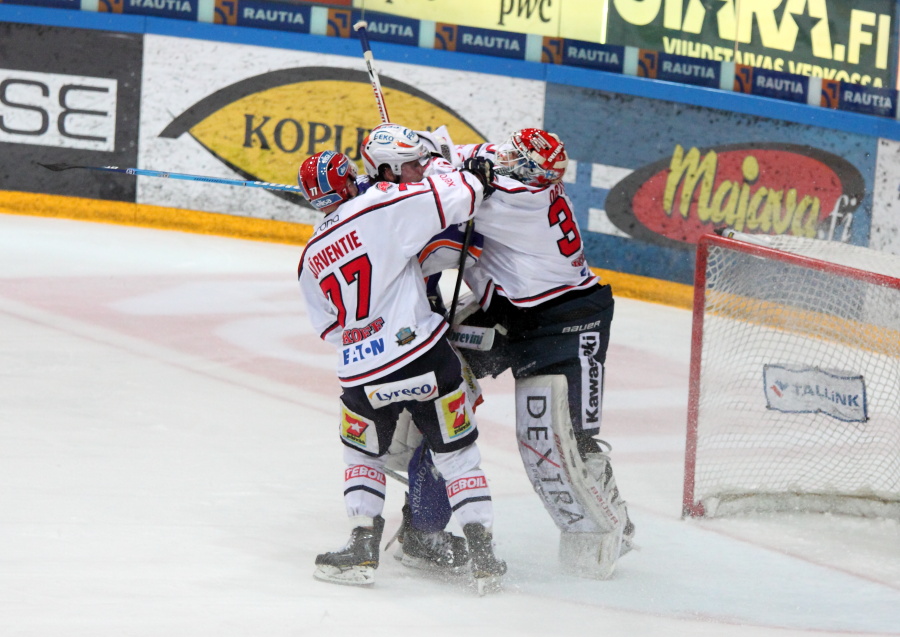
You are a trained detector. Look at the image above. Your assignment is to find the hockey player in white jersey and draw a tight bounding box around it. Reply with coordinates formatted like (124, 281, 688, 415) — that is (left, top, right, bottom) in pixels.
(356, 124, 484, 576)
(296, 142, 506, 592)
(410, 128, 635, 579)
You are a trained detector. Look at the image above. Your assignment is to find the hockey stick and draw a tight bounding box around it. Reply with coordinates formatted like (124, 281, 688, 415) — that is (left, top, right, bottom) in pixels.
(353, 21, 390, 124)
(447, 220, 475, 327)
(37, 162, 306, 195)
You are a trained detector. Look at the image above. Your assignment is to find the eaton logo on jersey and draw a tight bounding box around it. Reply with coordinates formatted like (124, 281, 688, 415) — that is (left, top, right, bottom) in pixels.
(342, 337, 385, 365)
(364, 371, 439, 409)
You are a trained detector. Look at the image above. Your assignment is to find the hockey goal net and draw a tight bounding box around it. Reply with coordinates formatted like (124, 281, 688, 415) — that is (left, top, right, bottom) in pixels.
(683, 231, 900, 519)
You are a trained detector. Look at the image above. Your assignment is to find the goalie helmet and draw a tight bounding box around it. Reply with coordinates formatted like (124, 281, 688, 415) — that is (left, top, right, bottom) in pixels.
(360, 123, 431, 179)
(298, 150, 358, 211)
(495, 128, 568, 187)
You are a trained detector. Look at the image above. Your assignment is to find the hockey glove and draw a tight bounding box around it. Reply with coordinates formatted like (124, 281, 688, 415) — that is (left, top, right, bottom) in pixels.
(462, 157, 495, 199)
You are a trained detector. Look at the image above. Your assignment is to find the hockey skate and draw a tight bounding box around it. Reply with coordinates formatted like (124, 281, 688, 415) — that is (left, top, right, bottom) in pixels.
(392, 503, 469, 574)
(314, 516, 384, 587)
(463, 523, 506, 595)
(620, 506, 636, 557)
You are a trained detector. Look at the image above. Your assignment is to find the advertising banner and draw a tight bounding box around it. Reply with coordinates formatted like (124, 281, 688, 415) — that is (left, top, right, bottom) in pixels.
(353, 0, 564, 37)
(544, 84, 876, 284)
(605, 0, 897, 88)
(214, 0, 313, 33)
(0, 22, 142, 201)
(100, 0, 199, 21)
(139, 34, 544, 225)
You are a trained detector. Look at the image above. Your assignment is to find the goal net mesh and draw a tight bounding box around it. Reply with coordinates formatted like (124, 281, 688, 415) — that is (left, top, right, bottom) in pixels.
(685, 234, 900, 518)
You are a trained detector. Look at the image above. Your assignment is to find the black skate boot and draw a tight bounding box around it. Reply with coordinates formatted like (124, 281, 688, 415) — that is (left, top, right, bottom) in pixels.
(314, 516, 384, 586)
(463, 523, 506, 595)
(395, 503, 469, 574)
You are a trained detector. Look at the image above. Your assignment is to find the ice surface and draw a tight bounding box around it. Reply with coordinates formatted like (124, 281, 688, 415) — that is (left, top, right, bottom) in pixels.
(1, 213, 898, 636)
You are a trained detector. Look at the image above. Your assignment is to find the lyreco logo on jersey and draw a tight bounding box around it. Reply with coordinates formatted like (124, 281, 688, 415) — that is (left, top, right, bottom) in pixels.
(579, 333, 602, 429)
(340, 405, 379, 453)
(364, 372, 439, 409)
(436, 386, 474, 443)
(0, 70, 117, 151)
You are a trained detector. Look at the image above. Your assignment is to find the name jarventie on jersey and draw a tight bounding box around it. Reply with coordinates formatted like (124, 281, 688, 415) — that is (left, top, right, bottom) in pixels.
(307, 230, 363, 279)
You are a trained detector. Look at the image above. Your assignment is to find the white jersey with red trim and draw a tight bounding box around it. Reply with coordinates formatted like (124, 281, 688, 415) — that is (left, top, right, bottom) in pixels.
(298, 171, 484, 387)
(455, 144, 598, 308)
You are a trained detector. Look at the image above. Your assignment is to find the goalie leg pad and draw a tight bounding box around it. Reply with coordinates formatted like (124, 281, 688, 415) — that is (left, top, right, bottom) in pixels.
(516, 375, 628, 576)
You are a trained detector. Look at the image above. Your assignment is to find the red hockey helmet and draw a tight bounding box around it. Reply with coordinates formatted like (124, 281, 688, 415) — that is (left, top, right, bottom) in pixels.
(495, 128, 568, 187)
(298, 151, 358, 210)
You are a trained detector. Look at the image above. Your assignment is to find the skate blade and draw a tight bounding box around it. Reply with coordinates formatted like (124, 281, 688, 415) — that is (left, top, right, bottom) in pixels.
(400, 553, 469, 575)
(313, 564, 375, 587)
(474, 574, 503, 596)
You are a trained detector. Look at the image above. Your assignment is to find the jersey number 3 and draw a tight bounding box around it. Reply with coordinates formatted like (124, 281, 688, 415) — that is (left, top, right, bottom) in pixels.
(319, 254, 373, 326)
(548, 197, 582, 257)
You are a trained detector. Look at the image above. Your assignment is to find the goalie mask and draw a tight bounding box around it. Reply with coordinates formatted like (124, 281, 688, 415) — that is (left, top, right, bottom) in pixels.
(360, 123, 431, 179)
(496, 128, 568, 187)
(298, 150, 358, 211)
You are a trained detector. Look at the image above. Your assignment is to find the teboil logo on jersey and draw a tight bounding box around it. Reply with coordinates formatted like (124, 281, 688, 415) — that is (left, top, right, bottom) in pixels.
(364, 371, 439, 409)
(344, 464, 386, 485)
(446, 475, 487, 498)
(436, 385, 474, 444)
(340, 405, 378, 453)
(763, 364, 868, 423)
(604, 143, 864, 250)
(159, 67, 486, 209)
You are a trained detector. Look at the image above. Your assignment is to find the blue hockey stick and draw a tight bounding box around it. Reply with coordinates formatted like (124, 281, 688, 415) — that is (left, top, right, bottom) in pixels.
(38, 162, 305, 195)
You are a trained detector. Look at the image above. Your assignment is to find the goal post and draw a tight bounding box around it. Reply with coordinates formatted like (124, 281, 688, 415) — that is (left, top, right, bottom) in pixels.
(683, 231, 900, 519)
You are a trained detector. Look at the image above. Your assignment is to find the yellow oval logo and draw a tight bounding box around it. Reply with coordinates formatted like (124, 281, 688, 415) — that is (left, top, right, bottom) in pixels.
(161, 68, 487, 207)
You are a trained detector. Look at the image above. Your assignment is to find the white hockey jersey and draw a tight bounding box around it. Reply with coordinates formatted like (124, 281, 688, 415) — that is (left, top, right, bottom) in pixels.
(456, 144, 599, 308)
(298, 171, 485, 387)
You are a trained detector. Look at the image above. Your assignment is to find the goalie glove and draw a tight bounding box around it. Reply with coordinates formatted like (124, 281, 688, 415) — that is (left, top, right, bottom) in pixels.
(463, 157, 495, 198)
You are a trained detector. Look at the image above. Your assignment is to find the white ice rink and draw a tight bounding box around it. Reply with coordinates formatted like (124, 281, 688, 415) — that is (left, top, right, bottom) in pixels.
(1, 213, 898, 636)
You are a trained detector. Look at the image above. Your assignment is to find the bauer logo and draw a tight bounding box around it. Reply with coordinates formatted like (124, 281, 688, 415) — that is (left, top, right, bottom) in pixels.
(160, 67, 486, 208)
(436, 386, 473, 443)
(603, 142, 865, 249)
(763, 364, 868, 423)
(340, 406, 379, 453)
(364, 371, 439, 409)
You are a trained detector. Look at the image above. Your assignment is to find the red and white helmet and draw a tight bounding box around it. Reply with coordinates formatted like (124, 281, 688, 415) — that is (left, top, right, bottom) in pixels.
(297, 151, 358, 210)
(360, 123, 431, 178)
(495, 128, 568, 187)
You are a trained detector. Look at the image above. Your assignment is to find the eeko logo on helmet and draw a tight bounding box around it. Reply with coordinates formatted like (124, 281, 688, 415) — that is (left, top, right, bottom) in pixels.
(159, 67, 486, 208)
(603, 142, 864, 249)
